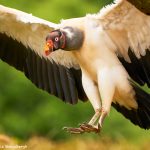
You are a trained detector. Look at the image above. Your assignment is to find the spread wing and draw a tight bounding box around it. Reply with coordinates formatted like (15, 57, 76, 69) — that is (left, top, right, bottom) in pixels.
(87, 0, 150, 128)
(95, 0, 150, 87)
(0, 5, 87, 104)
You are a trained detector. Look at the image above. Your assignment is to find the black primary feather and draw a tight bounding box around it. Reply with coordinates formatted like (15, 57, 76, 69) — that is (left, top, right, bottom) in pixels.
(112, 80, 150, 129)
(116, 48, 150, 129)
(0, 33, 87, 104)
(127, 0, 150, 15)
(118, 48, 150, 87)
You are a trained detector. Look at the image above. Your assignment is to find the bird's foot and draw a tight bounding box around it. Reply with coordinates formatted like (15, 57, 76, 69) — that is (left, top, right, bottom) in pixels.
(63, 126, 84, 134)
(79, 123, 100, 133)
(63, 123, 100, 134)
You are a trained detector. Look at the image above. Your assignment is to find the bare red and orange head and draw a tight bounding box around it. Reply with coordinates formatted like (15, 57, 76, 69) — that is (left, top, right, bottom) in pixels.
(44, 39, 54, 56)
(44, 29, 66, 56)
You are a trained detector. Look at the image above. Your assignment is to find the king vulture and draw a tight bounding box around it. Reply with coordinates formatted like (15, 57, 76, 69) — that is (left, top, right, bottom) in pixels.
(0, 0, 150, 134)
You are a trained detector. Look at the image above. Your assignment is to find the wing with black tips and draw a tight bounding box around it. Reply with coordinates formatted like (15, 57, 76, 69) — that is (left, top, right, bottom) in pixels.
(95, 0, 150, 129)
(99, 0, 150, 87)
(0, 5, 87, 104)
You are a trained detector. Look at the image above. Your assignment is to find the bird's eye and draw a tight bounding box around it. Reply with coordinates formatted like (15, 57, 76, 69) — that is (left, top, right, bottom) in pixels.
(55, 37, 59, 41)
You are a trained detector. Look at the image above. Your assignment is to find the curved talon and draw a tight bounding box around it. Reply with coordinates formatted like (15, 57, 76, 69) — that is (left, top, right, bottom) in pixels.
(80, 124, 93, 133)
(63, 123, 101, 134)
(63, 127, 84, 134)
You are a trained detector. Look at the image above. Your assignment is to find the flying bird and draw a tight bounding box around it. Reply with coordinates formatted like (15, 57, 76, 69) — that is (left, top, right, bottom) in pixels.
(0, 0, 150, 134)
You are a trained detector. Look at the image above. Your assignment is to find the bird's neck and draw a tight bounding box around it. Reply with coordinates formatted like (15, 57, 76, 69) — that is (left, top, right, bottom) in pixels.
(62, 27, 84, 51)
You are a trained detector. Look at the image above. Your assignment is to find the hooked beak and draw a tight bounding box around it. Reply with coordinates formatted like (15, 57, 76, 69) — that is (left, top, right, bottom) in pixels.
(44, 40, 54, 56)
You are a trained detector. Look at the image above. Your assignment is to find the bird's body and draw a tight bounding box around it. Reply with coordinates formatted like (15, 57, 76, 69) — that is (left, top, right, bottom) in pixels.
(0, 0, 150, 133)
(59, 0, 144, 110)
(71, 24, 137, 109)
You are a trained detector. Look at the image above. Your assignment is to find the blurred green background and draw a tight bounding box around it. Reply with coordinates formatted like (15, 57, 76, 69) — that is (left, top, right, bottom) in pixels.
(0, 0, 149, 144)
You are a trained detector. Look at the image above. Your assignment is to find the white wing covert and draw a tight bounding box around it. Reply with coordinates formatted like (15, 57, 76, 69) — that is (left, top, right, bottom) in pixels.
(91, 0, 150, 87)
(0, 5, 87, 104)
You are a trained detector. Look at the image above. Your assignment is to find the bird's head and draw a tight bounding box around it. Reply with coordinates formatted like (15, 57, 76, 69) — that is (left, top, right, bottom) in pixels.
(44, 27, 84, 56)
(44, 29, 66, 56)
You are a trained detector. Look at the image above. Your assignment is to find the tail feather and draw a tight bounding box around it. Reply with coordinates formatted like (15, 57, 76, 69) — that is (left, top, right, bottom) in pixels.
(112, 81, 150, 129)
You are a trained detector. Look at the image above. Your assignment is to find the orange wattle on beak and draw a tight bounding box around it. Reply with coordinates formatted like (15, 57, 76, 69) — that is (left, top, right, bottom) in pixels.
(44, 40, 54, 56)
(44, 44, 50, 56)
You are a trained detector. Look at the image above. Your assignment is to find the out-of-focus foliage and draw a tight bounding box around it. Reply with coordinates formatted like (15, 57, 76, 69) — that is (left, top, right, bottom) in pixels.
(0, 0, 112, 23)
(0, 0, 149, 143)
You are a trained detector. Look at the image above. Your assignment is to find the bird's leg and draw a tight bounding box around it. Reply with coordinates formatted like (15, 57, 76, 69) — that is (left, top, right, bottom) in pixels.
(64, 110, 101, 134)
(98, 107, 109, 127)
(63, 72, 102, 134)
(88, 109, 101, 125)
(97, 68, 115, 127)
(79, 108, 101, 133)
(79, 72, 102, 133)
